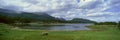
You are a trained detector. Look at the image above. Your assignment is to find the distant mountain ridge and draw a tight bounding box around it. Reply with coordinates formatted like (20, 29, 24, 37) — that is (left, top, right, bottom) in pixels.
(69, 18, 96, 23)
(0, 8, 96, 23)
(0, 8, 58, 21)
(0, 8, 21, 13)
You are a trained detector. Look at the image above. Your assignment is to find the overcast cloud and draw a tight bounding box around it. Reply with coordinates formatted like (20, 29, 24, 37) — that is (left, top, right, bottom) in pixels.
(0, 0, 120, 22)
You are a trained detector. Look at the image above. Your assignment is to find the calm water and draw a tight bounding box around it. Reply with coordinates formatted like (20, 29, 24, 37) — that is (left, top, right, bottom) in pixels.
(19, 23, 93, 31)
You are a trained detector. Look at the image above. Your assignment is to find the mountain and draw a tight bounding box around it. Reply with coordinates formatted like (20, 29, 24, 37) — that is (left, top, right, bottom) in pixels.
(69, 18, 96, 23)
(0, 8, 96, 23)
(0, 8, 14, 13)
(55, 17, 66, 21)
(0, 8, 62, 23)
(0, 8, 21, 13)
(19, 12, 57, 21)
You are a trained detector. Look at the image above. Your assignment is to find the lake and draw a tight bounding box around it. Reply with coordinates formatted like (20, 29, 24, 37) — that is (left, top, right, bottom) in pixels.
(19, 23, 93, 31)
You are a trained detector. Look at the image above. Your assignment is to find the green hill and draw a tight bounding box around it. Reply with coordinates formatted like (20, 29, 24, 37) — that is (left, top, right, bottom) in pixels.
(68, 18, 96, 23)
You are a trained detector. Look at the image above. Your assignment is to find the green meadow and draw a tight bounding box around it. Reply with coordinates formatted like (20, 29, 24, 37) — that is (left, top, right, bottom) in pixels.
(0, 24, 120, 40)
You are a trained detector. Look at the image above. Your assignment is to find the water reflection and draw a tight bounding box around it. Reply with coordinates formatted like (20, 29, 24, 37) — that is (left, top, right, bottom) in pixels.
(19, 24, 93, 31)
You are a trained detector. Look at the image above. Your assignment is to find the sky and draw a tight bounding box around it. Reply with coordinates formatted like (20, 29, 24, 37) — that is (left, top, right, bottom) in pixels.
(0, 0, 120, 22)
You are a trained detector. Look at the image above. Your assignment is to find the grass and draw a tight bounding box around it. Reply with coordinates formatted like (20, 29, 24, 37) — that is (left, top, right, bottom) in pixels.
(0, 24, 120, 40)
(87, 25, 117, 30)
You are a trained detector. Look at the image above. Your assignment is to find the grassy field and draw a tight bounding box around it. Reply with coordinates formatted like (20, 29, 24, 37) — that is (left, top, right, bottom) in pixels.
(0, 24, 120, 40)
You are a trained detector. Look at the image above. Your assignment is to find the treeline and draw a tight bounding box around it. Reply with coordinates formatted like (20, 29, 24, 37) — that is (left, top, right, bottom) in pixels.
(95, 22, 120, 30)
(0, 14, 14, 24)
(0, 15, 31, 24)
(0, 13, 96, 24)
(95, 22, 117, 25)
(0, 14, 66, 24)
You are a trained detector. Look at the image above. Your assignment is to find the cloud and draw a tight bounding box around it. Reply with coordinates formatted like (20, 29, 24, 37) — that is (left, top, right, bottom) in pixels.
(0, 0, 30, 11)
(0, 0, 120, 22)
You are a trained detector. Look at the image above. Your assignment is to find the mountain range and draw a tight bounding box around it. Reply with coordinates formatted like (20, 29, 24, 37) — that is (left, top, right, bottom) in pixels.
(0, 8, 96, 23)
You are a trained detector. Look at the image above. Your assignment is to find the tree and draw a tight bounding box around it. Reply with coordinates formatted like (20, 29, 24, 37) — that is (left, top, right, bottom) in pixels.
(0, 15, 15, 24)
